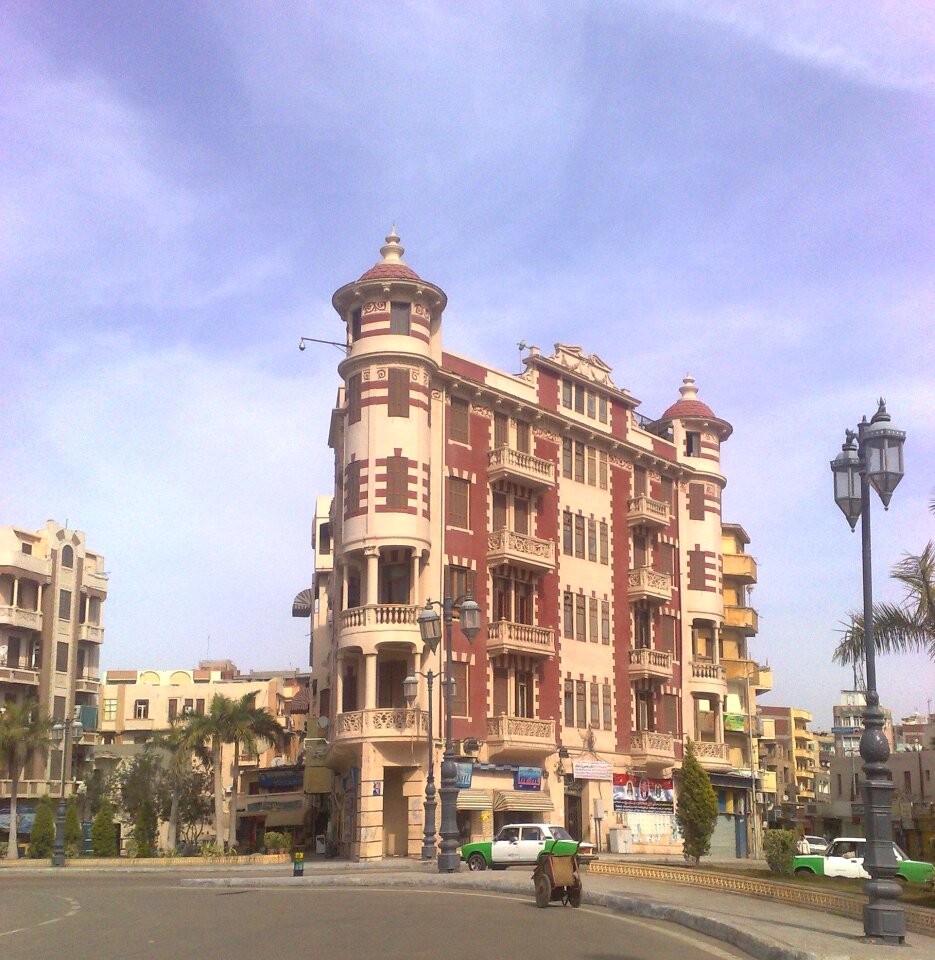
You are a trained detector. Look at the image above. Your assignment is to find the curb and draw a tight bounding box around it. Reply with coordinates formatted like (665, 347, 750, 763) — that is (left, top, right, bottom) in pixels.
(181, 872, 814, 960)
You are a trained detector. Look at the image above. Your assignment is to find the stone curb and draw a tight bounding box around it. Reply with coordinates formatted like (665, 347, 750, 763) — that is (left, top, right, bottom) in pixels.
(181, 872, 814, 960)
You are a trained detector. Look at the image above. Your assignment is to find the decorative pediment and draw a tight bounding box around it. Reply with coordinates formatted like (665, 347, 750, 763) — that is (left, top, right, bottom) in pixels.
(549, 343, 617, 388)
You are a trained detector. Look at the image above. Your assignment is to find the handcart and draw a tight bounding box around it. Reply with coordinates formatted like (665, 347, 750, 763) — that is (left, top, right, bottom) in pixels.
(531, 839, 583, 908)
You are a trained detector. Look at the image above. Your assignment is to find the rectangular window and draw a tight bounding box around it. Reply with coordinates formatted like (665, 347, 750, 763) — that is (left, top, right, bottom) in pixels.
(633, 532, 647, 568)
(347, 374, 361, 424)
(350, 307, 362, 341)
(587, 447, 596, 486)
(390, 301, 411, 335)
(447, 476, 470, 529)
(598, 450, 608, 489)
(599, 521, 609, 565)
(635, 610, 651, 649)
(168, 699, 178, 721)
(634, 466, 648, 496)
(515, 420, 530, 454)
(590, 683, 600, 725)
(515, 581, 532, 624)
(134, 699, 149, 720)
(575, 595, 586, 641)
(183, 699, 194, 716)
(563, 592, 574, 639)
(451, 662, 468, 716)
(446, 565, 477, 602)
(103, 699, 117, 722)
(58, 589, 71, 620)
(387, 368, 410, 418)
(564, 679, 574, 726)
(574, 383, 584, 414)
(574, 515, 585, 558)
(661, 694, 679, 735)
(562, 437, 572, 478)
(689, 483, 705, 520)
(601, 601, 610, 644)
(686, 431, 701, 457)
(576, 680, 586, 728)
(195, 698, 205, 716)
(660, 477, 674, 509)
(903, 770, 912, 792)
(345, 461, 362, 515)
(562, 380, 572, 408)
(587, 390, 596, 419)
(21, 542, 32, 555)
(494, 413, 509, 448)
(688, 549, 707, 590)
(658, 615, 676, 653)
(599, 396, 608, 423)
(493, 576, 511, 621)
(515, 670, 533, 718)
(574, 441, 585, 482)
(450, 397, 470, 443)
(493, 667, 509, 716)
(513, 497, 529, 535)
(658, 543, 675, 576)
(602, 683, 612, 730)
(386, 456, 409, 510)
(589, 598, 598, 642)
(492, 491, 508, 530)
(55, 641, 69, 673)
(562, 511, 573, 555)
(587, 519, 597, 562)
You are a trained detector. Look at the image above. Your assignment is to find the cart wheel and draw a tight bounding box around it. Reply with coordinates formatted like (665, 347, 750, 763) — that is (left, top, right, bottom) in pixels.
(535, 873, 552, 908)
(467, 853, 488, 871)
(568, 885, 582, 908)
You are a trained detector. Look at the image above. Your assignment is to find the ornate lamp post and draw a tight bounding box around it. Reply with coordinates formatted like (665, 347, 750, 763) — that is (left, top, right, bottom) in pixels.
(50, 715, 83, 867)
(830, 399, 906, 943)
(403, 669, 438, 860)
(417, 596, 481, 873)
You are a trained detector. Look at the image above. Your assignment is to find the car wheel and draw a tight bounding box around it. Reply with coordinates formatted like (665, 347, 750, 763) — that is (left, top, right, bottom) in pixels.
(794, 867, 815, 877)
(467, 853, 488, 871)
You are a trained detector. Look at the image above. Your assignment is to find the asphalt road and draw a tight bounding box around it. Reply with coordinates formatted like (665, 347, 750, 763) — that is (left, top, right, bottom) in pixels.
(0, 871, 754, 960)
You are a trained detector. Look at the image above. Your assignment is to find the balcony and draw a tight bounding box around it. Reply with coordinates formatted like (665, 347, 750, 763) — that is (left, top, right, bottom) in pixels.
(487, 446, 555, 491)
(724, 605, 758, 635)
(688, 660, 728, 696)
(628, 648, 673, 682)
(0, 660, 40, 686)
(338, 604, 421, 649)
(486, 715, 555, 761)
(0, 605, 42, 632)
(629, 730, 676, 767)
(627, 567, 671, 604)
(332, 708, 427, 746)
(75, 674, 101, 695)
(0, 779, 79, 800)
(627, 495, 670, 530)
(79, 624, 104, 643)
(722, 553, 757, 584)
(487, 620, 555, 659)
(487, 530, 555, 574)
(690, 739, 731, 772)
(753, 666, 773, 694)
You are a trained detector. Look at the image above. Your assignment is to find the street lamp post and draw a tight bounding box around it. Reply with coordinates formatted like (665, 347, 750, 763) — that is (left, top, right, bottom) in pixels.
(403, 669, 437, 860)
(743, 662, 760, 861)
(830, 399, 906, 944)
(417, 596, 481, 874)
(51, 715, 83, 867)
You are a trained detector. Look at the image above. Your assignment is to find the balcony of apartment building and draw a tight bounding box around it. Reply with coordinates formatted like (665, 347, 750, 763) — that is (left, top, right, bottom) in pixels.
(0, 779, 79, 800)
(0, 637, 40, 687)
(626, 495, 670, 531)
(487, 487, 555, 576)
(629, 729, 677, 768)
(629, 690, 678, 770)
(722, 552, 757, 584)
(487, 446, 555, 491)
(0, 572, 44, 633)
(687, 622, 727, 697)
(723, 604, 758, 635)
(627, 530, 672, 604)
(690, 696, 731, 771)
(488, 574, 554, 659)
(486, 664, 555, 761)
(628, 647, 673, 682)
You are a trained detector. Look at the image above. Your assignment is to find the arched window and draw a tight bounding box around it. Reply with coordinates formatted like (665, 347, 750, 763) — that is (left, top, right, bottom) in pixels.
(62, 545, 74, 568)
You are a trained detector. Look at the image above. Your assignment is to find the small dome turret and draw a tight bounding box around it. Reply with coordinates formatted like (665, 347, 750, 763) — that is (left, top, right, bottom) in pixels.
(357, 226, 421, 282)
(660, 375, 732, 440)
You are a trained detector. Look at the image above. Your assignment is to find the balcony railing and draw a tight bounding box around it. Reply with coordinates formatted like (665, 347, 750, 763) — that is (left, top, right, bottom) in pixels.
(724, 605, 759, 635)
(628, 648, 673, 681)
(689, 739, 731, 768)
(722, 553, 757, 583)
(487, 620, 555, 659)
(79, 624, 104, 643)
(0, 779, 78, 800)
(629, 730, 676, 764)
(487, 530, 555, 574)
(0, 605, 42, 631)
(627, 567, 672, 603)
(75, 673, 101, 694)
(487, 446, 555, 490)
(340, 603, 420, 630)
(627, 495, 670, 529)
(690, 660, 727, 683)
(486, 715, 555, 759)
(0, 660, 40, 686)
(332, 708, 427, 744)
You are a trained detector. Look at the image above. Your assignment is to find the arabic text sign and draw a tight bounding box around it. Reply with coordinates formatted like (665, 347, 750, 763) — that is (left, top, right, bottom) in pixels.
(572, 760, 613, 781)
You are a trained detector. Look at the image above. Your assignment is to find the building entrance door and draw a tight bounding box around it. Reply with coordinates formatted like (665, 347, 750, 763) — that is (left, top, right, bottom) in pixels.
(565, 792, 582, 840)
(382, 767, 409, 857)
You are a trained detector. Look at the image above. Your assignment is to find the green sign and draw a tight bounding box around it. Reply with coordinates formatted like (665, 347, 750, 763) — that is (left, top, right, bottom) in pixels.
(724, 714, 746, 732)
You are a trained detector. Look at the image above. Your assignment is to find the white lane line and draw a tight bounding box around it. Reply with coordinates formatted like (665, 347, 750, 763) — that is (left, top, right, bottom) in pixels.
(0, 895, 80, 938)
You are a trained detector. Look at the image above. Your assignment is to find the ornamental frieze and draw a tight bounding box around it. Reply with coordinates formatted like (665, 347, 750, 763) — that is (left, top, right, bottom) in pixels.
(362, 300, 387, 314)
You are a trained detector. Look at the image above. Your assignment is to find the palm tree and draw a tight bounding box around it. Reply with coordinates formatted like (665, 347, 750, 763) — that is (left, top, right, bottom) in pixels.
(183, 694, 236, 848)
(226, 693, 290, 850)
(148, 719, 208, 853)
(0, 700, 52, 860)
(834, 497, 935, 669)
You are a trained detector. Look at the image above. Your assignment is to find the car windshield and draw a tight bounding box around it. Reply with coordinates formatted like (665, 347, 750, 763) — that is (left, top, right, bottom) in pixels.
(548, 826, 573, 841)
(894, 844, 908, 861)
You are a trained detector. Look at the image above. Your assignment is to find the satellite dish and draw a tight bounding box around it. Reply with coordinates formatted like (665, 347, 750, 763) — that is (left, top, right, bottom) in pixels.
(317, 716, 329, 730)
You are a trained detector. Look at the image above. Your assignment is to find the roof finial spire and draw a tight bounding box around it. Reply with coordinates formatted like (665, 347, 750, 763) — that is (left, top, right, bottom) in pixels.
(380, 225, 405, 264)
(679, 373, 698, 401)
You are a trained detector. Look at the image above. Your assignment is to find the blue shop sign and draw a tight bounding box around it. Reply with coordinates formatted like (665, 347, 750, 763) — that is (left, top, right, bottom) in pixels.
(454, 762, 474, 789)
(514, 767, 542, 791)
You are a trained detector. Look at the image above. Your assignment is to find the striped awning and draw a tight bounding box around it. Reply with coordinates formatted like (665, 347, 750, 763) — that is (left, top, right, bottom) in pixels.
(456, 789, 493, 811)
(493, 790, 554, 813)
(292, 588, 313, 618)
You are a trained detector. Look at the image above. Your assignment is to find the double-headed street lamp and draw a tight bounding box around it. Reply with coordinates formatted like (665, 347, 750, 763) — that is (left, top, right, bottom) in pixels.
(830, 399, 906, 944)
(51, 715, 83, 867)
(403, 668, 438, 860)
(417, 596, 482, 873)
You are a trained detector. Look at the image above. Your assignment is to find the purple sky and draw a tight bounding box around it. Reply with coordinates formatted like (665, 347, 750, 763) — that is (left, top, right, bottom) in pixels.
(2, 2, 933, 727)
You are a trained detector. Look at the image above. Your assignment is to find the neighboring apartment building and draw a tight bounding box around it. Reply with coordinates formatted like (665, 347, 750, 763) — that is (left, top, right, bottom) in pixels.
(758, 706, 817, 826)
(303, 231, 768, 861)
(832, 689, 894, 758)
(0, 521, 105, 805)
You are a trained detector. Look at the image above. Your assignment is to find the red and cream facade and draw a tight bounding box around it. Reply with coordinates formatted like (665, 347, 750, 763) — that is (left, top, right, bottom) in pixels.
(311, 231, 764, 860)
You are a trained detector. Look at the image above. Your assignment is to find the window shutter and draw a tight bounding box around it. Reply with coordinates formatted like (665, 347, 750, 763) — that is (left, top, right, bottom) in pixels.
(347, 374, 362, 424)
(447, 476, 469, 528)
(515, 420, 530, 453)
(386, 456, 409, 510)
(387, 369, 409, 418)
(390, 301, 411, 335)
(689, 483, 705, 520)
(450, 398, 470, 443)
(494, 413, 509, 448)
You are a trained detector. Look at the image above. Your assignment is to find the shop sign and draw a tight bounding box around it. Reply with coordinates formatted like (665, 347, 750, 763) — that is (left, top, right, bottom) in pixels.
(258, 769, 304, 790)
(514, 767, 542, 791)
(612, 774, 674, 812)
(572, 760, 613, 782)
(455, 762, 474, 789)
(724, 714, 747, 733)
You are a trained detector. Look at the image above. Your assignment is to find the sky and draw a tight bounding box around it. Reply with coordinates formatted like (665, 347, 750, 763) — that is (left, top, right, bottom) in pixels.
(2, 1, 933, 729)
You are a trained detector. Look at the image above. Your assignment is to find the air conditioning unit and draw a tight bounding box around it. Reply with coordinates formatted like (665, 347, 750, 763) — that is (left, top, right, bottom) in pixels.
(455, 738, 480, 759)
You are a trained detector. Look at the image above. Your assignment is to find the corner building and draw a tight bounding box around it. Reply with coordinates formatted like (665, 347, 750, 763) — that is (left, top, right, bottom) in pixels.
(313, 232, 764, 860)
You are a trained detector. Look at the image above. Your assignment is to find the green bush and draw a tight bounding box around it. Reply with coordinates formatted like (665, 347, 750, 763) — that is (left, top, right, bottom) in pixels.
(29, 796, 56, 858)
(132, 797, 158, 858)
(90, 796, 118, 857)
(763, 829, 796, 874)
(64, 796, 82, 856)
(262, 830, 290, 852)
(675, 740, 719, 866)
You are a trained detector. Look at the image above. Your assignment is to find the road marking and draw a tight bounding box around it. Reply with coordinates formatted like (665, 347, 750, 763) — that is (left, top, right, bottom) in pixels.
(0, 896, 80, 938)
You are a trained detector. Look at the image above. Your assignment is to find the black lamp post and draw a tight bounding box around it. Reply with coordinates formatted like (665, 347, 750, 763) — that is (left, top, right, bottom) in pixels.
(417, 596, 481, 873)
(51, 716, 83, 867)
(830, 399, 906, 944)
(403, 669, 437, 860)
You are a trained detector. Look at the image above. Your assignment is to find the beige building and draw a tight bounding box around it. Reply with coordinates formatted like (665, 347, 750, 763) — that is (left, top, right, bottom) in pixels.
(759, 705, 818, 828)
(1, 521, 105, 803)
(301, 231, 770, 861)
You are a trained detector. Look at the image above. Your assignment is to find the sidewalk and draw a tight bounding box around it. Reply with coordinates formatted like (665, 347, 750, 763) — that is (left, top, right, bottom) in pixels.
(183, 863, 934, 960)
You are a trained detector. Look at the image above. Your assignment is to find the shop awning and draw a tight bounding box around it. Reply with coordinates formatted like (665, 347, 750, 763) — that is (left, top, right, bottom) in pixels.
(493, 790, 554, 813)
(456, 789, 493, 811)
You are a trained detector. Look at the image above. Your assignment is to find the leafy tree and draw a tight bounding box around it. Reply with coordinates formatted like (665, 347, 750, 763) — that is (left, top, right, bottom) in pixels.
(110, 749, 164, 827)
(64, 795, 83, 856)
(0, 700, 52, 859)
(83, 768, 107, 818)
(132, 797, 158, 857)
(184, 694, 236, 848)
(90, 796, 118, 857)
(173, 763, 213, 851)
(28, 796, 55, 858)
(149, 719, 207, 852)
(763, 829, 796, 874)
(675, 739, 719, 867)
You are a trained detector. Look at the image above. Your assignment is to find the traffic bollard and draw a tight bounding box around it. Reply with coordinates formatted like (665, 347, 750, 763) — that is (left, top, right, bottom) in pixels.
(293, 850, 304, 877)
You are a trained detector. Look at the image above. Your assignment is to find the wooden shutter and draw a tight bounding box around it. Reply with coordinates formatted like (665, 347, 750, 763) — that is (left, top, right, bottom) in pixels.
(562, 437, 572, 477)
(451, 662, 468, 716)
(514, 498, 529, 535)
(493, 668, 509, 715)
(386, 456, 408, 509)
(602, 684, 612, 730)
(390, 301, 410, 335)
(689, 483, 705, 520)
(387, 368, 409, 418)
(347, 374, 361, 424)
(346, 461, 361, 515)
(492, 491, 507, 530)
(494, 413, 509, 448)
(515, 420, 530, 453)
(450, 397, 470, 443)
(589, 598, 598, 642)
(600, 521, 609, 564)
(447, 477, 469, 528)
